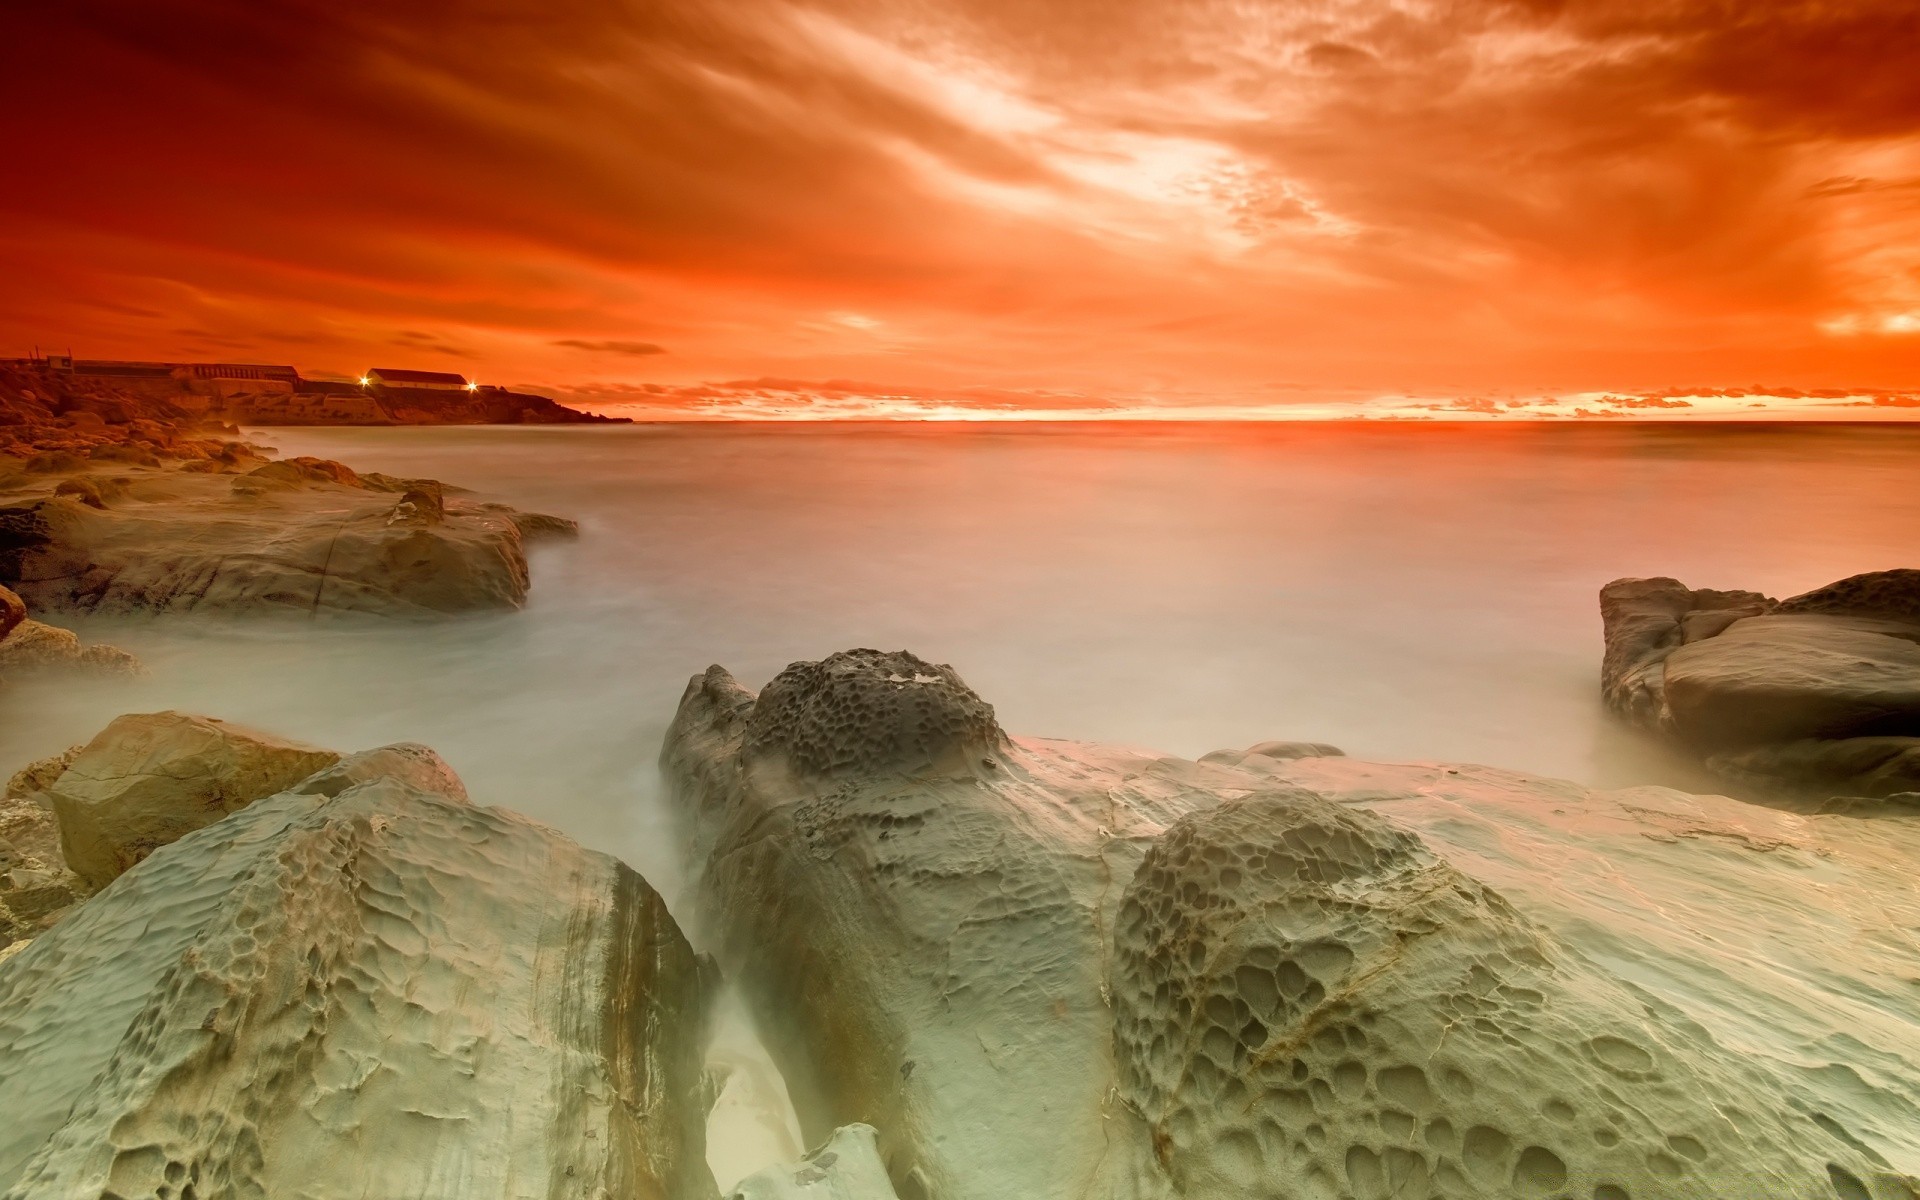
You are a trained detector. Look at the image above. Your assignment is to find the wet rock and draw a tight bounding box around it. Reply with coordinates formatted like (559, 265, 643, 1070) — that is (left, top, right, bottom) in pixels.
(48, 711, 340, 890)
(0, 744, 715, 1199)
(1600, 571, 1920, 799)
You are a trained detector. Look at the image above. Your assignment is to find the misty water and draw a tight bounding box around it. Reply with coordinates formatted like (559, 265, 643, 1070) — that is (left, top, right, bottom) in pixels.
(5, 420, 1918, 1184)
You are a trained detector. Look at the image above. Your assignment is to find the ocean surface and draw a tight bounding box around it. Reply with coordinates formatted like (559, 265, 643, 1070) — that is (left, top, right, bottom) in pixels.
(7, 420, 1918, 1180)
(12, 421, 1920, 887)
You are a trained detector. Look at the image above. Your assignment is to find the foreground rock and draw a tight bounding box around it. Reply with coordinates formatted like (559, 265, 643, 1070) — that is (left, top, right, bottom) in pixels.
(667, 649, 1919, 1200)
(1, 459, 577, 618)
(1601, 570, 1920, 801)
(48, 711, 341, 890)
(727, 1125, 899, 1200)
(0, 742, 715, 1199)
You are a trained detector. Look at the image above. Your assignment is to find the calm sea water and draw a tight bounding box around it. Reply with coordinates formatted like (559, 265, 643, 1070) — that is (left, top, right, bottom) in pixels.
(9, 422, 1919, 899)
(9, 420, 1918, 1183)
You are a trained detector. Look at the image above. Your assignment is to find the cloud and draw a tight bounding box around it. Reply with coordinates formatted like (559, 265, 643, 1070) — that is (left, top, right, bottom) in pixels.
(0, 0, 1916, 411)
(553, 339, 669, 356)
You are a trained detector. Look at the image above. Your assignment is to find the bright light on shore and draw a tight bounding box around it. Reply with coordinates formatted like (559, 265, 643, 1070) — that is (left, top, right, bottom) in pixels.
(358, 376, 371, 386)
(465, 381, 479, 391)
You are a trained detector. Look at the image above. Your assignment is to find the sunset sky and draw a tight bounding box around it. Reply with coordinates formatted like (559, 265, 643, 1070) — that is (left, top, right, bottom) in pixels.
(2, 0, 1917, 419)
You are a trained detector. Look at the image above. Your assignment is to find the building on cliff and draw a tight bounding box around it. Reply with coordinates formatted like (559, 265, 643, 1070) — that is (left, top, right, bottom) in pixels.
(365, 368, 473, 391)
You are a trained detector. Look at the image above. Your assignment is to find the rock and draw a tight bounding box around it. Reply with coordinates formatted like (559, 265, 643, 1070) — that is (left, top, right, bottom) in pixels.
(1600, 572, 1920, 798)
(290, 741, 470, 802)
(1197, 739, 1345, 767)
(390, 481, 446, 526)
(0, 744, 715, 1199)
(726, 1125, 899, 1200)
(0, 584, 22, 643)
(665, 650, 1209, 1198)
(0, 786, 84, 949)
(1777, 568, 1920, 620)
(51, 477, 107, 508)
(666, 650, 1919, 1200)
(243, 455, 360, 487)
(0, 619, 142, 681)
(0, 465, 569, 618)
(1111, 787, 1895, 1197)
(3, 745, 82, 800)
(48, 711, 341, 890)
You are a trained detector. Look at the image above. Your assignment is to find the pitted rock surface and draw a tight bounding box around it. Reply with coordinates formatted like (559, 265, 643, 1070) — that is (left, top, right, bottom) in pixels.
(1777, 569, 1920, 621)
(743, 649, 1008, 778)
(1111, 790, 1897, 1199)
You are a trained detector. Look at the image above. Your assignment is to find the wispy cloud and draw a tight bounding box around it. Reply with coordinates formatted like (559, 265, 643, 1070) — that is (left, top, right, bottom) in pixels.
(1, 0, 1917, 412)
(552, 339, 669, 356)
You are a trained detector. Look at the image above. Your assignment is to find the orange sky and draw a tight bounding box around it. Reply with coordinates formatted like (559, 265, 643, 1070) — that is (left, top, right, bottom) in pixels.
(2, 0, 1917, 419)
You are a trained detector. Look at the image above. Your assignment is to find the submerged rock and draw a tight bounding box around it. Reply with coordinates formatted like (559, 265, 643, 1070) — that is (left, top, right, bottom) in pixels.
(667, 649, 1919, 1200)
(48, 711, 340, 891)
(1600, 571, 1920, 799)
(0, 743, 715, 1199)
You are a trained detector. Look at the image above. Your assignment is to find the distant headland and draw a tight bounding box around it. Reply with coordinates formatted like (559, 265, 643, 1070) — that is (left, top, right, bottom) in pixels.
(4, 353, 625, 433)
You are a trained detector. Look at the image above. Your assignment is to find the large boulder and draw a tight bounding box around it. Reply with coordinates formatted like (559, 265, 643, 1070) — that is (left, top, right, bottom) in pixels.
(0, 466, 576, 618)
(666, 650, 1919, 1200)
(0, 619, 140, 682)
(0, 744, 716, 1199)
(47, 711, 341, 890)
(1600, 571, 1920, 799)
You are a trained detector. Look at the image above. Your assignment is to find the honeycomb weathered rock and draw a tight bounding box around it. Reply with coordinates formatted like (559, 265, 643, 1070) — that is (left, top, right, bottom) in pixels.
(1111, 789, 1892, 1198)
(743, 649, 1008, 779)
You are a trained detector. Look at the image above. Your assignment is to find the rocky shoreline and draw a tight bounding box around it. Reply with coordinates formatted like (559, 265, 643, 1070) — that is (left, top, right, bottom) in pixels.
(2, 643, 1914, 1198)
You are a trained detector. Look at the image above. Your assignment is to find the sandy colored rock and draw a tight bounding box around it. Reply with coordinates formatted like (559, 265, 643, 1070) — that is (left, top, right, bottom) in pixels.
(0, 745, 714, 1200)
(4, 746, 82, 801)
(727, 1125, 899, 1200)
(0, 619, 140, 680)
(1111, 786, 1901, 1197)
(667, 650, 1919, 1200)
(0, 465, 576, 619)
(48, 711, 341, 890)
(1600, 572, 1920, 799)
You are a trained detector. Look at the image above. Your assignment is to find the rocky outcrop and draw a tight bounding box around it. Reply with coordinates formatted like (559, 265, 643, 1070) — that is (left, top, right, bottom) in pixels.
(666, 649, 1919, 1200)
(0, 581, 140, 682)
(1600, 571, 1920, 800)
(665, 650, 1228, 1199)
(726, 1125, 899, 1200)
(0, 463, 577, 618)
(0, 742, 715, 1200)
(0, 618, 142, 681)
(47, 711, 341, 890)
